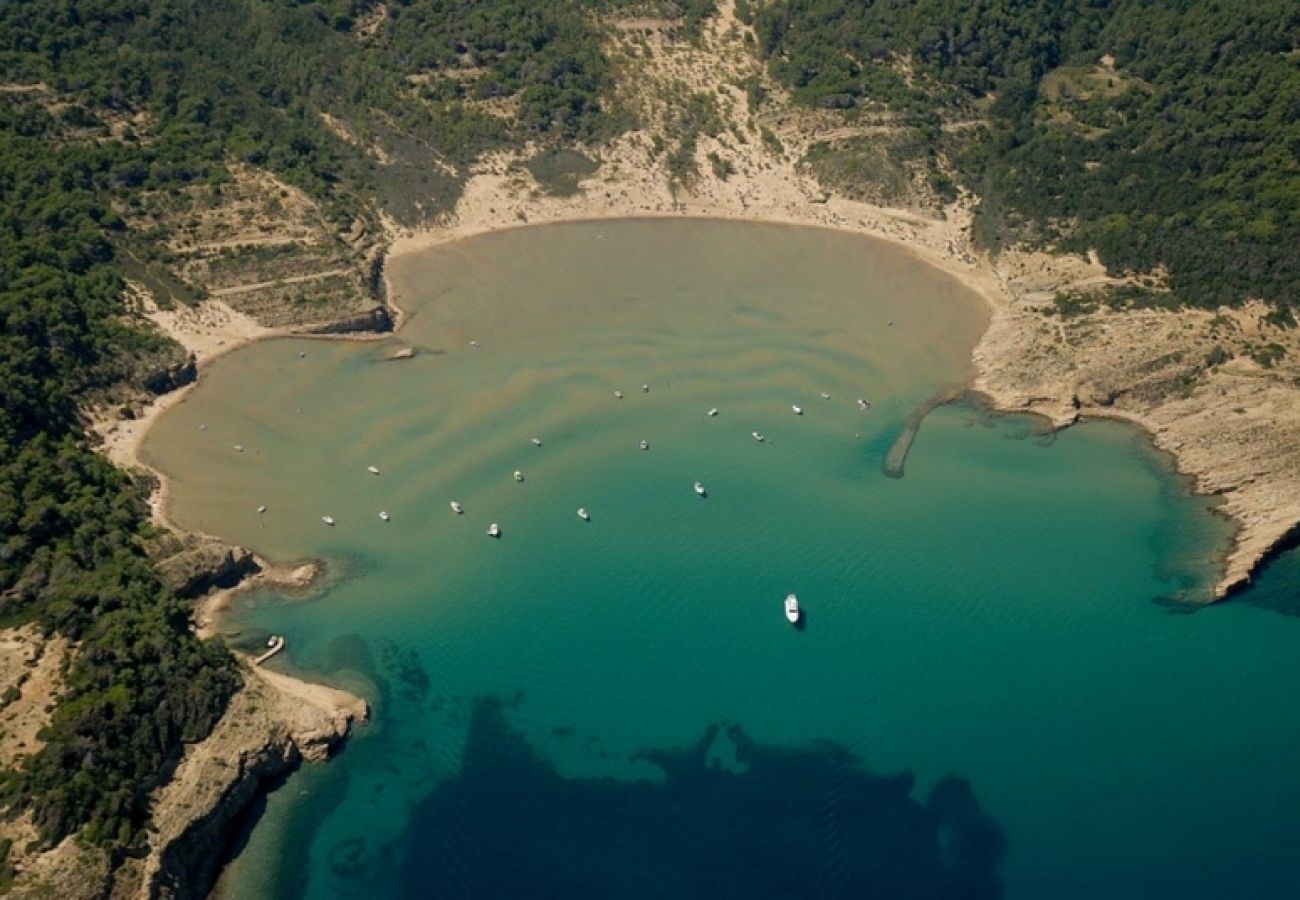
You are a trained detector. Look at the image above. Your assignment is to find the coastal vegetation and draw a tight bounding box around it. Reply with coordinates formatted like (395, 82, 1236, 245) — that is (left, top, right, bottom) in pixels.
(755, 0, 1300, 310)
(0, 98, 241, 849)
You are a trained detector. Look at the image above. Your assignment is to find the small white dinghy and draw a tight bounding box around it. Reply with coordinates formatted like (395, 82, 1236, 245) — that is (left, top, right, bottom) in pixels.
(487, 523, 501, 538)
(707, 407, 719, 417)
(856, 398, 872, 411)
(614, 390, 624, 399)
(368, 465, 381, 475)
(792, 404, 803, 415)
(639, 439, 649, 451)
(321, 516, 335, 526)
(821, 392, 831, 400)
(379, 511, 390, 522)
(784, 593, 801, 625)
(234, 444, 244, 453)
(514, 470, 525, 482)
(641, 383, 650, 393)
(751, 431, 765, 443)
(694, 481, 707, 497)
(257, 505, 267, 514)
(450, 501, 464, 514)
(577, 508, 590, 521)
(531, 437, 543, 447)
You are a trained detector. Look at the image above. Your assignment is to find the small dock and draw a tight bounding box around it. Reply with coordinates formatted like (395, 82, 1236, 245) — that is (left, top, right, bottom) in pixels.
(254, 635, 286, 666)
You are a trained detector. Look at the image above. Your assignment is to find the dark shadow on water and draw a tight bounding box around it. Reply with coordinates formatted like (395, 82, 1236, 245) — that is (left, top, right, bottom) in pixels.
(396, 697, 1005, 899)
(1229, 532, 1300, 618)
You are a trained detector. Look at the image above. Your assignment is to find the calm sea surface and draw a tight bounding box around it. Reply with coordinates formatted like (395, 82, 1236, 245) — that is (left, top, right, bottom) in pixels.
(142, 220, 1300, 899)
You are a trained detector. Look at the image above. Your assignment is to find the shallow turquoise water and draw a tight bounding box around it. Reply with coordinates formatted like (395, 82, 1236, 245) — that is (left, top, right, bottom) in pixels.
(141, 221, 1300, 898)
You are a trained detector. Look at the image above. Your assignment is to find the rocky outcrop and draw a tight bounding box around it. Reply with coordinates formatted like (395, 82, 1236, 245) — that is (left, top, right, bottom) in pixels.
(156, 541, 260, 599)
(135, 666, 367, 900)
(0, 662, 366, 900)
(298, 303, 392, 335)
(142, 352, 198, 395)
(973, 256, 1300, 601)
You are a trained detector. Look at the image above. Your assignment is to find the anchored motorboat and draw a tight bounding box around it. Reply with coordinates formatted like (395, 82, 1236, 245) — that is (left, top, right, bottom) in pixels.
(752, 431, 765, 442)
(321, 516, 335, 526)
(487, 523, 501, 538)
(694, 481, 707, 497)
(514, 470, 524, 482)
(234, 444, 244, 452)
(531, 437, 543, 447)
(257, 505, 267, 514)
(379, 511, 390, 522)
(641, 383, 650, 393)
(821, 392, 831, 400)
(856, 398, 872, 411)
(614, 390, 624, 399)
(577, 508, 590, 521)
(792, 404, 803, 415)
(784, 593, 801, 625)
(707, 407, 719, 417)
(450, 501, 464, 514)
(639, 439, 649, 451)
(368, 465, 381, 475)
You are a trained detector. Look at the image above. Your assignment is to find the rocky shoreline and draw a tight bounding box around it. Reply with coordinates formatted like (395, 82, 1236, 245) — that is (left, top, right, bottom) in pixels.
(972, 254, 1300, 601)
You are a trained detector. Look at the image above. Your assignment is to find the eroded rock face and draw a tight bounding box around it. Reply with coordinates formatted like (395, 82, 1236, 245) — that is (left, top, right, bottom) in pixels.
(299, 303, 393, 335)
(138, 667, 368, 900)
(0, 657, 365, 900)
(156, 542, 259, 599)
(142, 353, 199, 395)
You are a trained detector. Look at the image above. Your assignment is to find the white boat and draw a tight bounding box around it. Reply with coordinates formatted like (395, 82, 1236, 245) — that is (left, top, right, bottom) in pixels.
(470, 339, 481, 348)
(577, 508, 590, 521)
(784, 593, 800, 625)
(856, 398, 872, 411)
(707, 407, 719, 417)
(368, 465, 381, 475)
(614, 390, 623, 399)
(531, 437, 543, 447)
(257, 505, 267, 514)
(487, 523, 501, 538)
(821, 392, 831, 400)
(752, 431, 765, 442)
(641, 383, 650, 393)
(450, 501, 464, 514)
(792, 404, 803, 415)
(322, 516, 335, 526)
(514, 470, 524, 482)
(694, 481, 707, 497)
(234, 444, 244, 452)
(379, 511, 390, 522)
(639, 439, 649, 451)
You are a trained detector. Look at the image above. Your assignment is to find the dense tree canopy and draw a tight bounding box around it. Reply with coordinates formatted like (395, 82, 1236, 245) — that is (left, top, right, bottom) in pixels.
(757, 0, 1300, 309)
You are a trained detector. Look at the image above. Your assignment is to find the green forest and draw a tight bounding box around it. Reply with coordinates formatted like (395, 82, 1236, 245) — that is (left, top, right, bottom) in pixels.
(755, 0, 1300, 309)
(0, 0, 1295, 866)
